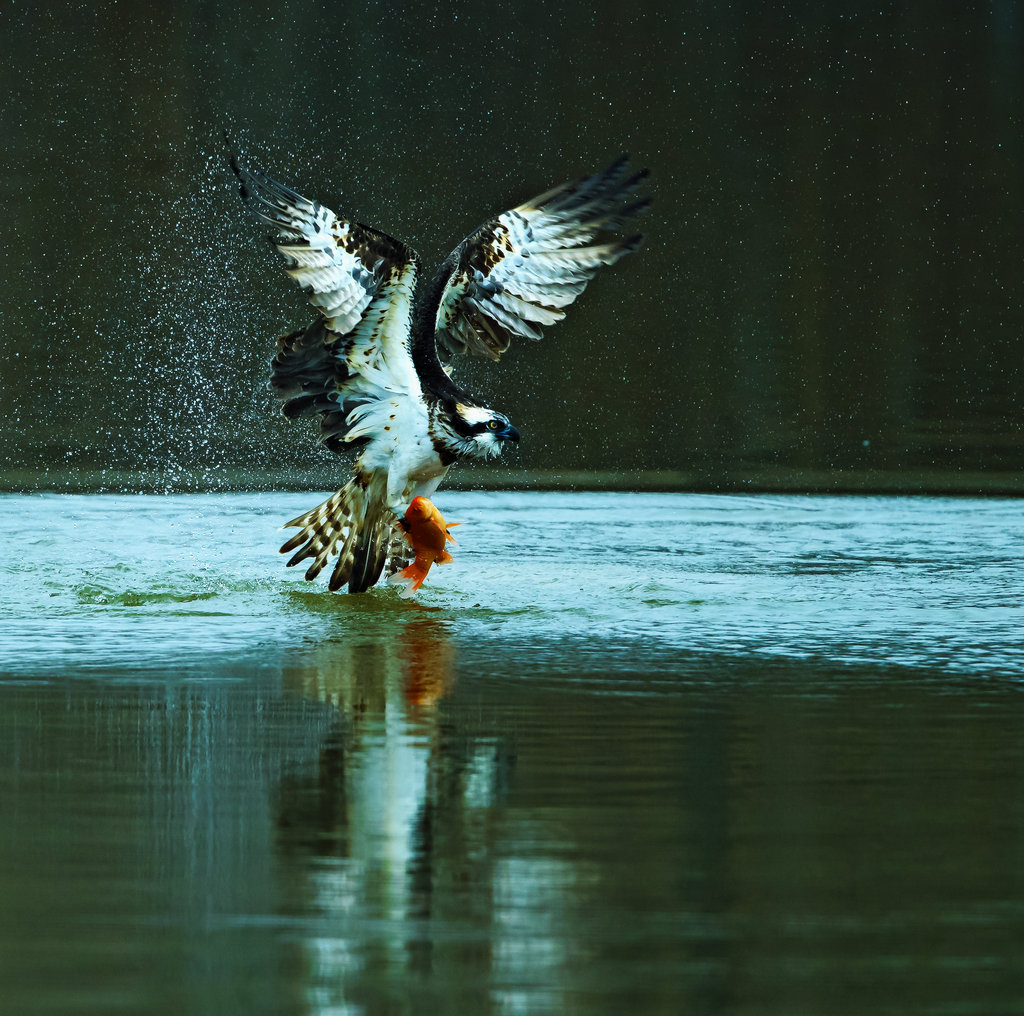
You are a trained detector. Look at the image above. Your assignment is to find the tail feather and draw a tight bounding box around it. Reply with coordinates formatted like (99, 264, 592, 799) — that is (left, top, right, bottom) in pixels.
(280, 486, 355, 580)
(279, 478, 393, 594)
(326, 527, 359, 592)
(326, 522, 364, 591)
(347, 497, 391, 594)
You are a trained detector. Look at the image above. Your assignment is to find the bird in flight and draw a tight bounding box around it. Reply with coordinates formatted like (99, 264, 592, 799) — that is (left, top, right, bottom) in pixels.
(231, 152, 649, 593)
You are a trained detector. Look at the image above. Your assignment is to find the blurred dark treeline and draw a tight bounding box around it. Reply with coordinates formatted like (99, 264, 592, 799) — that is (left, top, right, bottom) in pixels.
(1, 0, 1021, 491)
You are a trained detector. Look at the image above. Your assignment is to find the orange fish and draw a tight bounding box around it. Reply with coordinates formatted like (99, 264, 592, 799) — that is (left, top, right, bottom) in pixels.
(386, 497, 460, 598)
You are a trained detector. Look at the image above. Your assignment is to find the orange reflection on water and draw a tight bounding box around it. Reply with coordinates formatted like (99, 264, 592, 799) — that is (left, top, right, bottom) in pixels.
(401, 619, 455, 708)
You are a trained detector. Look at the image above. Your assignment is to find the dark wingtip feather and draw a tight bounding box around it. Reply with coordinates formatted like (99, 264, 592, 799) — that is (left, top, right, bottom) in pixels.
(282, 395, 316, 419)
(225, 132, 247, 186)
(625, 196, 653, 218)
(228, 150, 252, 205)
(619, 233, 646, 254)
(622, 168, 651, 194)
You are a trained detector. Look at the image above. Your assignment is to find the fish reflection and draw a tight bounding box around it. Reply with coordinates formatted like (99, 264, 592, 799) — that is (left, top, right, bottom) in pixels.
(282, 617, 456, 712)
(401, 620, 455, 708)
(276, 618, 513, 1013)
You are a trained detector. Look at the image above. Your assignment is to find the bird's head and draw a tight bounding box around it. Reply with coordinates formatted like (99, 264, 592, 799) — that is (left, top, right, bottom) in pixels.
(452, 403, 521, 459)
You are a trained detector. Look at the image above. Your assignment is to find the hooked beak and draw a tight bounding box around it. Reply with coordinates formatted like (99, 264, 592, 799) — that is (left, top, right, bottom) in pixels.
(500, 423, 520, 444)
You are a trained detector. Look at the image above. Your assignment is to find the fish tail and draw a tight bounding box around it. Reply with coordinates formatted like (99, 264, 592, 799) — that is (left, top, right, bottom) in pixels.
(386, 559, 432, 598)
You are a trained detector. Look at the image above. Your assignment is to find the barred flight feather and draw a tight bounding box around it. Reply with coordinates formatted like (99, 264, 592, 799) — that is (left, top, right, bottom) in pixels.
(433, 156, 649, 360)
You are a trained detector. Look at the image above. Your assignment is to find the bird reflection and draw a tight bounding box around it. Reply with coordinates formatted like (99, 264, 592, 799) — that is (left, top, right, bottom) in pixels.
(274, 616, 512, 1014)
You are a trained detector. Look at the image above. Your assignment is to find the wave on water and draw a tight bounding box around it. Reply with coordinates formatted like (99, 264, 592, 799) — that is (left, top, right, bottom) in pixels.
(1, 491, 1023, 681)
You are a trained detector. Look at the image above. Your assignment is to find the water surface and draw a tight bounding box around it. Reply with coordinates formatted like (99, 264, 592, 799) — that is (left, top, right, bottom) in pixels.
(2, 492, 1023, 1014)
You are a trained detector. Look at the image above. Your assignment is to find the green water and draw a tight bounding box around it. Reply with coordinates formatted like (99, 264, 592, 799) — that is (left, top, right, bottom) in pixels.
(2, 492, 1023, 1014)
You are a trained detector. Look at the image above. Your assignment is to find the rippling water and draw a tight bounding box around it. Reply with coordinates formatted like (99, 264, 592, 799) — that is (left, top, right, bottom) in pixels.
(2, 491, 1023, 1014)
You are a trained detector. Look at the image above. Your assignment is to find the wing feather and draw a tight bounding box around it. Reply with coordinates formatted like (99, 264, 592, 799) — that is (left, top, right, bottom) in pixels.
(433, 155, 650, 360)
(231, 158, 409, 336)
(493, 290, 565, 325)
(232, 157, 425, 458)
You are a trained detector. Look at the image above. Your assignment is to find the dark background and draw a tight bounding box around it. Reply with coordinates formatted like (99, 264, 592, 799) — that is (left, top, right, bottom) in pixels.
(2, 1, 1021, 491)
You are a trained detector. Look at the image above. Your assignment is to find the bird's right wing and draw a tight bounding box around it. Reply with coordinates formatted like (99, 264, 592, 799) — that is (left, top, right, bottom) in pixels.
(231, 157, 413, 337)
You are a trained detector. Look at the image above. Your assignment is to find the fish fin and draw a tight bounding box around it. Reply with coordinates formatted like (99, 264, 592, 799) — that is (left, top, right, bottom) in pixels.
(438, 550, 454, 565)
(385, 572, 419, 599)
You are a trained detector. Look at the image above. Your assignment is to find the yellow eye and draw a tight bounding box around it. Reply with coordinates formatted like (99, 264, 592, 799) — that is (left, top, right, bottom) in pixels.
(488, 420, 500, 430)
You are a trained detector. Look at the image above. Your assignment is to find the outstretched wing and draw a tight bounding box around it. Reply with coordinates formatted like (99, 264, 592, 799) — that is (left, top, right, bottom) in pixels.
(433, 154, 650, 361)
(231, 157, 411, 335)
(231, 158, 422, 451)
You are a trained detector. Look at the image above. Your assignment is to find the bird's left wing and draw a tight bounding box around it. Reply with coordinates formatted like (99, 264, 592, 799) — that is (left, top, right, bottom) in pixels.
(433, 155, 650, 361)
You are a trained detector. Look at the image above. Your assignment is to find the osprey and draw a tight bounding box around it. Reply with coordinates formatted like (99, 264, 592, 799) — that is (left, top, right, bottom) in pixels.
(231, 153, 649, 593)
